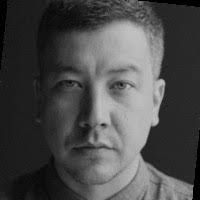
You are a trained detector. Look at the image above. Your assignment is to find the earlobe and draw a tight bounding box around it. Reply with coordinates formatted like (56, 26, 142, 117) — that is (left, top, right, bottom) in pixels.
(33, 77, 40, 98)
(33, 76, 43, 123)
(152, 79, 166, 127)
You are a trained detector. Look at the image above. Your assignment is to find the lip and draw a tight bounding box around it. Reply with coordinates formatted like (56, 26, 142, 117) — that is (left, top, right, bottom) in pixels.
(73, 146, 113, 157)
(75, 146, 110, 151)
(74, 143, 113, 150)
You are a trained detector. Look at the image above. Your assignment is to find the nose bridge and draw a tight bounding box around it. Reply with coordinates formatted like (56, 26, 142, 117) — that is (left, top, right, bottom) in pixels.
(80, 84, 110, 128)
(92, 86, 104, 117)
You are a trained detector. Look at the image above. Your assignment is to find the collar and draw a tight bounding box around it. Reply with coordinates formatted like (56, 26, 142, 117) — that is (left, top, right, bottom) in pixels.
(45, 154, 149, 200)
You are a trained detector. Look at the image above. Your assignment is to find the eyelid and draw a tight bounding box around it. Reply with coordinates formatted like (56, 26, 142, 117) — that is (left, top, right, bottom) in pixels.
(110, 80, 135, 90)
(55, 79, 83, 89)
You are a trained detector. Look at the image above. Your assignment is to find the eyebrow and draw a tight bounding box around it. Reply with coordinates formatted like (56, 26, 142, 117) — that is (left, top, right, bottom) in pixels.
(51, 64, 141, 76)
(107, 65, 141, 75)
(53, 64, 83, 75)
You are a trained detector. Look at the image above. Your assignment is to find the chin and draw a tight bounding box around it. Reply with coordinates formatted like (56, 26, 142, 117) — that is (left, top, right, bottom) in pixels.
(67, 161, 119, 185)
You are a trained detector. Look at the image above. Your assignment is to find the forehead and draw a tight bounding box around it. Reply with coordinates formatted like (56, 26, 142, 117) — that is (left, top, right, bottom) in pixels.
(43, 21, 152, 77)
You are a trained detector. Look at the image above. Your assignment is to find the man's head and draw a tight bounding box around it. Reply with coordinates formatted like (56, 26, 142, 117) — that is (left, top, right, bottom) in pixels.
(35, 0, 165, 186)
(37, 0, 164, 81)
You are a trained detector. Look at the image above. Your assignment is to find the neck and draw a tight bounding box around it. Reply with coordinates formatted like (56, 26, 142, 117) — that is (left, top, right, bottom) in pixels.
(56, 155, 140, 200)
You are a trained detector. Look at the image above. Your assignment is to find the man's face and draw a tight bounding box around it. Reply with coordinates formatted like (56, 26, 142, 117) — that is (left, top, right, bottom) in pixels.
(36, 21, 165, 185)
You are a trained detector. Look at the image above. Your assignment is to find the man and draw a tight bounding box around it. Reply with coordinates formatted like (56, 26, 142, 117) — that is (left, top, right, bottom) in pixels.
(1, 0, 193, 199)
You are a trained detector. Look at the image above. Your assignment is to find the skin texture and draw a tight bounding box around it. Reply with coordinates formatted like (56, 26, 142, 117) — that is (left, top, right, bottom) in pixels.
(35, 21, 165, 200)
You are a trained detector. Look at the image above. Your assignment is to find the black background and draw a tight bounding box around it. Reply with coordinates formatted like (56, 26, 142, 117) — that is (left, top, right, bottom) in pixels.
(0, 1, 199, 185)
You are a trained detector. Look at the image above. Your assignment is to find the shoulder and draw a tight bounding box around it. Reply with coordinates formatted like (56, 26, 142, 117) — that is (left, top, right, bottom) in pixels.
(0, 165, 47, 200)
(146, 162, 193, 200)
(0, 180, 14, 200)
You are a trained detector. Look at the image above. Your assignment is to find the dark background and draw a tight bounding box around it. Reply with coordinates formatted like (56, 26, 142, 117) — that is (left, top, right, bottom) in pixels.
(0, 1, 199, 185)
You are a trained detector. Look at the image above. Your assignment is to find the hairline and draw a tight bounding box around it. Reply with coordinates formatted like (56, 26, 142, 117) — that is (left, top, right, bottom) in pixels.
(38, 19, 162, 81)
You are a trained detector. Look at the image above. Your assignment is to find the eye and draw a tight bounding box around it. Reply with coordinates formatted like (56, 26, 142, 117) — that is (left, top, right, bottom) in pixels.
(55, 80, 82, 89)
(110, 81, 134, 90)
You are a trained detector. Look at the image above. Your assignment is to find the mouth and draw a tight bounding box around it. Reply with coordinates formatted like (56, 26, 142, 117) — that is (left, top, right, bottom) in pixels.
(73, 147, 112, 160)
(74, 146, 111, 152)
(73, 142, 114, 155)
(71, 142, 116, 161)
(74, 142, 113, 150)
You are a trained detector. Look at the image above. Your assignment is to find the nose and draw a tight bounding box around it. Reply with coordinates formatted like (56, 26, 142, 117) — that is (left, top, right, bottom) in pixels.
(78, 87, 110, 129)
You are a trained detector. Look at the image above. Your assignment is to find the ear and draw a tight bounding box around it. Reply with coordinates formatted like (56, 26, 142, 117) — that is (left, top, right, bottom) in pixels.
(33, 76, 44, 122)
(151, 79, 166, 127)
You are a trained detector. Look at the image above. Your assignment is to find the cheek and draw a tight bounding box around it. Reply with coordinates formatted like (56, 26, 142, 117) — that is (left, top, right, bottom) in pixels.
(41, 96, 80, 149)
(112, 96, 153, 156)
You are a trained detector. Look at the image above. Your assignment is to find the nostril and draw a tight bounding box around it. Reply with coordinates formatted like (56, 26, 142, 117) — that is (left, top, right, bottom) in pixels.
(79, 121, 90, 128)
(79, 121, 108, 129)
(100, 123, 107, 128)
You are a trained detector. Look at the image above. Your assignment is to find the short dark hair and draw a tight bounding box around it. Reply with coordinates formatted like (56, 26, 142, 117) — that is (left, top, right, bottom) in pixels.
(37, 0, 164, 81)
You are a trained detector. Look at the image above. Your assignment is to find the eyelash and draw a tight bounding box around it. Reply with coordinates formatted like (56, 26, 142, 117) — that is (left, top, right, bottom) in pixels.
(55, 80, 134, 91)
(55, 80, 82, 89)
(110, 81, 135, 90)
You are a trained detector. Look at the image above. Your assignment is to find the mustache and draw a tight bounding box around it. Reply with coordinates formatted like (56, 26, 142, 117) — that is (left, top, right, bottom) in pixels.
(64, 128, 116, 150)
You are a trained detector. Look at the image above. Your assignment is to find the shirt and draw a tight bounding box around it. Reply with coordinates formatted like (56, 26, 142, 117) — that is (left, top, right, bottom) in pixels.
(0, 155, 193, 200)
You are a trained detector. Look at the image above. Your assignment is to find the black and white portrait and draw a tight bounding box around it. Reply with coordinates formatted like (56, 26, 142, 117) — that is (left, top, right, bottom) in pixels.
(0, 1, 199, 199)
